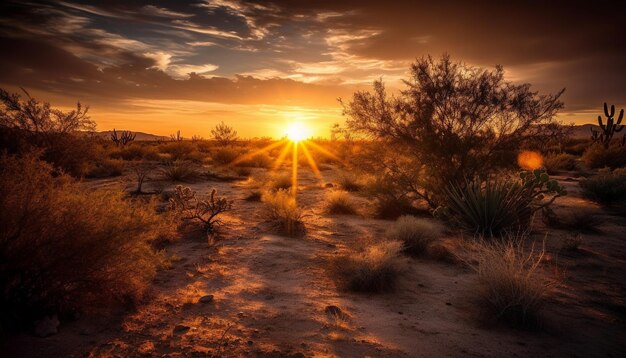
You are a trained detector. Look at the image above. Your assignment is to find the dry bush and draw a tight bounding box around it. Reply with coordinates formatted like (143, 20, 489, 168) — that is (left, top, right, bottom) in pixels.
(269, 173, 293, 190)
(581, 144, 626, 169)
(162, 161, 198, 182)
(245, 190, 263, 202)
(543, 152, 578, 174)
(111, 143, 161, 161)
(212, 147, 240, 165)
(386, 216, 442, 256)
(86, 158, 124, 178)
(468, 237, 552, 328)
(235, 152, 272, 168)
(580, 168, 626, 206)
(168, 185, 232, 234)
(325, 190, 357, 215)
(0, 153, 163, 332)
(329, 240, 408, 293)
(546, 208, 603, 233)
(261, 189, 304, 236)
(337, 172, 362, 192)
(159, 141, 203, 162)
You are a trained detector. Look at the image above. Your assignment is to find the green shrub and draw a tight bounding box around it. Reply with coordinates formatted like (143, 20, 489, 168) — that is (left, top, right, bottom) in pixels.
(0, 154, 163, 332)
(386, 216, 442, 256)
(329, 240, 408, 293)
(580, 168, 626, 206)
(581, 144, 626, 169)
(543, 153, 578, 174)
(442, 170, 566, 237)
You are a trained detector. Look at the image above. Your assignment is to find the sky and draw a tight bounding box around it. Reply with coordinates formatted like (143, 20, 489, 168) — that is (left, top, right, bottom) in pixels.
(0, 0, 624, 138)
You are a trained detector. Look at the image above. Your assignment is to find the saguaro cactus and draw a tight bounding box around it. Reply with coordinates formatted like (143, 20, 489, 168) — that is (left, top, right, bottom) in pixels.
(597, 102, 624, 148)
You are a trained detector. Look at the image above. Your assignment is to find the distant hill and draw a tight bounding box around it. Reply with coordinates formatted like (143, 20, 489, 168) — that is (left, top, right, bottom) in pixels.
(94, 130, 169, 141)
(568, 124, 598, 140)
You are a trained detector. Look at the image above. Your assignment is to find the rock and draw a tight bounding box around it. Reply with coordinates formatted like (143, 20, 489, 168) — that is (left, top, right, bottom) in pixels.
(199, 295, 214, 303)
(445, 302, 452, 306)
(34, 315, 59, 337)
(138, 341, 155, 355)
(325, 183, 334, 188)
(173, 324, 191, 335)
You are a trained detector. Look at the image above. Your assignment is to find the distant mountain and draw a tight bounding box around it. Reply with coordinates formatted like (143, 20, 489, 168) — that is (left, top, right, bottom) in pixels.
(94, 130, 169, 141)
(568, 124, 598, 140)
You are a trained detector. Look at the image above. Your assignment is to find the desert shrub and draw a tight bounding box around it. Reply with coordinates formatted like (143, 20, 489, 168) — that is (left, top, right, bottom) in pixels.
(581, 144, 626, 169)
(343, 55, 564, 208)
(168, 185, 232, 234)
(261, 189, 304, 236)
(211, 121, 238, 146)
(235, 152, 272, 168)
(386, 216, 442, 256)
(245, 190, 263, 202)
(212, 147, 240, 165)
(86, 158, 124, 178)
(580, 168, 626, 206)
(468, 238, 551, 328)
(365, 175, 421, 219)
(159, 141, 203, 162)
(0, 88, 99, 177)
(162, 161, 197, 182)
(325, 190, 357, 215)
(269, 173, 293, 190)
(543, 152, 578, 174)
(441, 170, 566, 237)
(329, 240, 408, 293)
(112, 143, 161, 161)
(563, 139, 589, 156)
(337, 172, 362, 191)
(235, 166, 253, 177)
(0, 154, 162, 332)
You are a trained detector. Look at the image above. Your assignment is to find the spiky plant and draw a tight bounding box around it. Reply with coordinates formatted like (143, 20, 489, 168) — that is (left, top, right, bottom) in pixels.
(169, 186, 232, 233)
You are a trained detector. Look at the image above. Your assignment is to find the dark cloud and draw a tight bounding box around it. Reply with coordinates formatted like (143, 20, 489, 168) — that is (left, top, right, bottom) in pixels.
(0, 0, 624, 123)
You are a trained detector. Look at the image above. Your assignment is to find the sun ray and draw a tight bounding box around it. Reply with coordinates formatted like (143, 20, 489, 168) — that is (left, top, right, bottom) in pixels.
(229, 139, 287, 167)
(272, 141, 292, 170)
(299, 141, 324, 183)
(292, 142, 298, 197)
(303, 140, 345, 166)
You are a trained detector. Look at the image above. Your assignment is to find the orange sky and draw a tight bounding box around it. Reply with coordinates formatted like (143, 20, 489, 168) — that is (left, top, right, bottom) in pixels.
(1, 1, 624, 138)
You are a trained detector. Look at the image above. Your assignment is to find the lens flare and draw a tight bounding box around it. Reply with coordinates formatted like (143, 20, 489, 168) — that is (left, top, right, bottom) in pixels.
(517, 150, 543, 170)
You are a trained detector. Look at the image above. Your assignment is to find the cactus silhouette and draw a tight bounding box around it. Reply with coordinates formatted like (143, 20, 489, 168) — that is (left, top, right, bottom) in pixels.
(597, 102, 624, 148)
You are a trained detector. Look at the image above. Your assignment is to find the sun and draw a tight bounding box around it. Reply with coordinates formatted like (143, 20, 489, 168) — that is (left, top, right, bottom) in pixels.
(286, 122, 309, 142)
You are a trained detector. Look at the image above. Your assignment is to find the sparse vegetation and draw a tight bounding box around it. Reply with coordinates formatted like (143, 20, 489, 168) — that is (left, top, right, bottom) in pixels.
(0, 153, 163, 332)
(212, 147, 239, 165)
(468, 237, 552, 328)
(386, 216, 442, 256)
(211, 121, 238, 146)
(580, 168, 626, 206)
(162, 161, 197, 182)
(261, 189, 304, 236)
(325, 190, 358, 215)
(269, 173, 293, 191)
(543, 152, 578, 174)
(581, 144, 626, 169)
(329, 240, 408, 292)
(168, 185, 233, 234)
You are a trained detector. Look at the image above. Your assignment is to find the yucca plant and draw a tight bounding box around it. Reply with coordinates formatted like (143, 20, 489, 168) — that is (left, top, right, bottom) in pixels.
(441, 170, 566, 237)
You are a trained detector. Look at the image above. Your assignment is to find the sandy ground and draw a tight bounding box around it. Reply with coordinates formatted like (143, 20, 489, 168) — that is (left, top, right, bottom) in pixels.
(3, 166, 626, 357)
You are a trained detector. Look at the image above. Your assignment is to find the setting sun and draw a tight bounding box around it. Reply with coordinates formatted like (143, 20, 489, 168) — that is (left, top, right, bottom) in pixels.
(286, 122, 309, 142)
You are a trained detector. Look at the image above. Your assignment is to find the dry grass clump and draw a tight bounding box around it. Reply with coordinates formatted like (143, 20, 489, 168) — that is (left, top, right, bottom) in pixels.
(269, 173, 293, 191)
(0, 153, 163, 332)
(325, 190, 357, 215)
(386, 216, 442, 256)
(111, 143, 161, 161)
(337, 172, 362, 192)
(86, 158, 124, 178)
(580, 168, 626, 206)
(468, 237, 552, 328)
(212, 147, 240, 165)
(549, 208, 603, 233)
(261, 189, 304, 236)
(543, 152, 578, 174)
(162, 161, 198, 182)
(581, 144, 626, 169)
(329, 240, 408, 293)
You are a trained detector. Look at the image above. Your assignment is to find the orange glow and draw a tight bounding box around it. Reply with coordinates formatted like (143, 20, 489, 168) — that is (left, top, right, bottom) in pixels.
(286, 122, 309, 142)
(517, 150, 544, 170)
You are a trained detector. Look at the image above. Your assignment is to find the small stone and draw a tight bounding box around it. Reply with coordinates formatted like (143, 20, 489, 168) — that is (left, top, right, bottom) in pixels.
(445, 302, 452, 306)
(237, 312, 245, 318)
(398, 311, 403, 315)
(34, 315, 59, 337)
(418, 283, 425, 287)
(247, 340, 254, 346)
(199, 295, 214, 303)
(325, 183, 334, 188)
(264, 295, 275, 300)
(173, 324, 191, 335)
